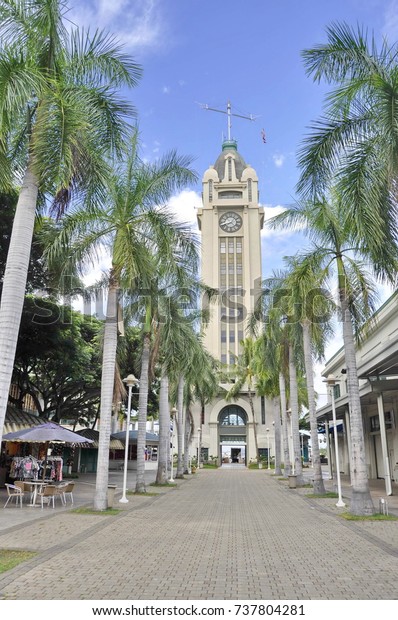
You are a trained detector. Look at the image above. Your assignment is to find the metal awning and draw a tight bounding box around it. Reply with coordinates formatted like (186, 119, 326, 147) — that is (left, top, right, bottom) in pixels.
(75, 428, 124, 450)
(3, 406, 42, 435)
(112, 430, 159, 444)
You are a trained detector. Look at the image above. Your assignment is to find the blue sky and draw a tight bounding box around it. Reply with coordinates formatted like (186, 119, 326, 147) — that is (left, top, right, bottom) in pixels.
(67, 0, 398, 268)
(69, 0, 398, 395)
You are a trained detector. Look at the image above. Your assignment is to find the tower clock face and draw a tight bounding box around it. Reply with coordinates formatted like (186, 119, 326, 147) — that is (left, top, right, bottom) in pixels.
(219, 212, 242, 233)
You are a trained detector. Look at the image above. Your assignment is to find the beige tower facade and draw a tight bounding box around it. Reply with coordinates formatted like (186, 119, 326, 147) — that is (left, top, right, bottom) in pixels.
(193, 139, 275, 465)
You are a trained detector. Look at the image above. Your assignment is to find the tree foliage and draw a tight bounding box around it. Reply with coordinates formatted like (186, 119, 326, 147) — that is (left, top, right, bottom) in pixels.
(11, 296, 102, 426)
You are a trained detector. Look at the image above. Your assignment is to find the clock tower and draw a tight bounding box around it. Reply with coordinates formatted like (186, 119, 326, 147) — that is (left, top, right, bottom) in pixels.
(195, 139, 272, 466)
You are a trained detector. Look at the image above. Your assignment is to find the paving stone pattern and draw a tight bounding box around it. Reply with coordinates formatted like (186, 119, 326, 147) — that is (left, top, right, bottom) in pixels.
(0, 469, 398, 600)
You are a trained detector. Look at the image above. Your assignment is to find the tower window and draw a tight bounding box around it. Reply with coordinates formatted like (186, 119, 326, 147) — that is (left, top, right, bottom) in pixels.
(209, 180, 213, 202)
(248, 179, 252, 202)
(228, 158, 232, 181)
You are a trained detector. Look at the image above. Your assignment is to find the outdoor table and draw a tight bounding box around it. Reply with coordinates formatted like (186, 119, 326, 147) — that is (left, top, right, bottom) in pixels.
(28, 480, 48, 506)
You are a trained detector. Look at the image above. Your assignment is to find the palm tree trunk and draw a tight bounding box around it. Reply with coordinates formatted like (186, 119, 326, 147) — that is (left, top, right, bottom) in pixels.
(183, 406, 192, 474)
(301, 319, 325, 494)
(0, 163, 39, 445)
(176, 375, 185, 478)
(156, 372, 170, 484)
(340, 291, 374, 515)
(248, 385, 259, 461)
(135, 332, 151, 493)
(272, 396, 283, 475)
(289, 343, 304, 485)
(279, 372, 291, 476)
(94, 272, 119, 510)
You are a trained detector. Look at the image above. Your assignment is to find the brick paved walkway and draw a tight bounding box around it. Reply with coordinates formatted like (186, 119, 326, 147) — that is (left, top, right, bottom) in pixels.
(0, 469, 398, 600)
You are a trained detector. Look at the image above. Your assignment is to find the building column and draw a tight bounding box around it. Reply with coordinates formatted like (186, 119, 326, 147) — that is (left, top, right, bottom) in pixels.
(377, 392, 392, 496)
(325, 419, 333, 480)
(209, 422, 219, 463)
(246, 421, 256, 462)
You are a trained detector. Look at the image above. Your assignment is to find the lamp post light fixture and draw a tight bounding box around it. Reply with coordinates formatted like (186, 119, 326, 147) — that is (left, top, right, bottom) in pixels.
(324, 374, 345, 508)
(169, 407, 177, 482)
(266, 428, 270, 469)
(119, 374, 139, 504)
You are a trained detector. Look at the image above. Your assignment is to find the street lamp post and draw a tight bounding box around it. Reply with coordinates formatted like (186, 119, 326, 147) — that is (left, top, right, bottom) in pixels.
(286, 408, 294, 474)
(119, 374, 139, 504)
(266, 428, 270, 469)
(197, 427, 201, 469)
(325, 374, 345, 508)
(169, 407, 177, 482)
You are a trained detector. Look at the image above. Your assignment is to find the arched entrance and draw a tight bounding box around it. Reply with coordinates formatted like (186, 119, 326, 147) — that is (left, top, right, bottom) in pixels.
(218, 405, 247, 466)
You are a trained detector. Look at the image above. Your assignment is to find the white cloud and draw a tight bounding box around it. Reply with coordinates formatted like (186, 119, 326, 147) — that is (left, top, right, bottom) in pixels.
(168, 190, 201, 230)
(260, 204, 289, 238)
(68, 0, 165, 53)
(273, 154, 285, 168)
(163, 86, 171, 95)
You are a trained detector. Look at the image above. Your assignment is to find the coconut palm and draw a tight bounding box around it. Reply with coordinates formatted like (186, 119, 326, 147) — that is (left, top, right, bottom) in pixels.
(0, 0, 141, 446)
(156, 372, 170, 484)
(46, 135, 197, 509)
(128, 268, 200, 491)
(182, 344, 220, 473)
(268, 193, 392, 514)
(251, 278, 293, 476)
(254, 343, 283, 475)
(226, 337, 260, 462)
(282, 257, 334, 494)
(155, 302, 208, 483)
(298, 22, 398, 279)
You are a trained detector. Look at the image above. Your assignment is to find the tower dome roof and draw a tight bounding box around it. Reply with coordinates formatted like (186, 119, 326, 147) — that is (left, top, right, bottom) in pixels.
(214, 140, 247, 182)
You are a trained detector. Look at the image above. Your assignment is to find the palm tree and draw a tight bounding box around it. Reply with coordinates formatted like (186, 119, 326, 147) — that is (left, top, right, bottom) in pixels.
(254, 342, 283, 475)
(47, 135, 197, 509)
(268, 194, 391, 514)
(298, 23, 398, 280)
(182, 344, 220, 473)
(155, 302, 207, 483)
(0, 0, 141, 447)
(252, 277, 293, 476)
(283, 257, 334, 494)
(226, 337, 260, 462)
(156, 372, 170, 484)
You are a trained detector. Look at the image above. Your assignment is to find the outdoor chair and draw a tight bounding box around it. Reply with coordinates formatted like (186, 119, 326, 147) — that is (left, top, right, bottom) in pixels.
(3, 483, 24, 509)
(37, 485, 57, 509)
(55, 482, 68, 505)
(61, 482, 74, 504)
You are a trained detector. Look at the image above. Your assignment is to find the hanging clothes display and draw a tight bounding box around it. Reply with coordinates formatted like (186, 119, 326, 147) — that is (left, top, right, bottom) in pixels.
(38, 456, 63, 481)
(9, 456, 40, 479)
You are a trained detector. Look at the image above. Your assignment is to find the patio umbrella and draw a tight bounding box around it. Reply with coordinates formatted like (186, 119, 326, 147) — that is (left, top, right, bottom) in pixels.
(3, 422, 93, 479)
(3, 422, 94, 444)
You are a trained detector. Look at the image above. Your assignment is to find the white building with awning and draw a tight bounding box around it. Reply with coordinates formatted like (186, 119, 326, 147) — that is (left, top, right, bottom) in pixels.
(316, 292, 398, 496)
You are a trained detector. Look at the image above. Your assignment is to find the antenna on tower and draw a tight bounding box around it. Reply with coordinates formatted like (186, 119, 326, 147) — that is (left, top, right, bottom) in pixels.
(198, 100, 259, 141)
